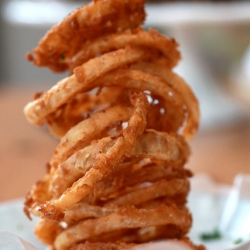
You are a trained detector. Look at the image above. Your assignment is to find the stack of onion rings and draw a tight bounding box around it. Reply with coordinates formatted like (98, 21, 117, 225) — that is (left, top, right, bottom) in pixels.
(23, 0, 202, 249)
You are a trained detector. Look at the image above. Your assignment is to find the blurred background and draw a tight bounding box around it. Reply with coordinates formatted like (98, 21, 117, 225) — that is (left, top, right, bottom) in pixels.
(0, 0, 250, 202)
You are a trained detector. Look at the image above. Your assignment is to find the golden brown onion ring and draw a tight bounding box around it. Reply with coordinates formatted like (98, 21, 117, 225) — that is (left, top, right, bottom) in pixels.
(24, 47, 147, 125)
(54, 205, 192, 250)
(27, 0, 146, 72)
(70, 28, 180, 71)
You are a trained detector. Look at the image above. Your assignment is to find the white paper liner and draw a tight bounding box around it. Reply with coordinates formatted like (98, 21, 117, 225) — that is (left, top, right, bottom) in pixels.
(0, 231, 39, 250)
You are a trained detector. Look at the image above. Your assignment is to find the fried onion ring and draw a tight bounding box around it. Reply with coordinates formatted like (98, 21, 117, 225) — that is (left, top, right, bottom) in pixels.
(55, 205, 192, 250)
(27, 0, 146, 72)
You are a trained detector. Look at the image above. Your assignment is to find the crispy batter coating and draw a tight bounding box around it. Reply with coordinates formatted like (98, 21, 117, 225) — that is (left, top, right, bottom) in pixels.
(23, 0, 201, 249)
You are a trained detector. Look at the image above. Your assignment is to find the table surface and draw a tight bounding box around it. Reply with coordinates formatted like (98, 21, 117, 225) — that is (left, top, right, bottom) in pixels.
(0, 86, 250, 202)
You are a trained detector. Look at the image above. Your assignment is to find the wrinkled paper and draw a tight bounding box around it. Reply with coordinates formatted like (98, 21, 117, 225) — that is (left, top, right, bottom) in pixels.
(0, 231, 39, 250)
